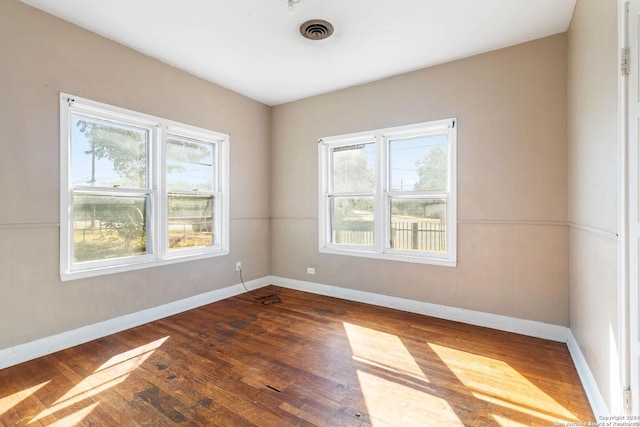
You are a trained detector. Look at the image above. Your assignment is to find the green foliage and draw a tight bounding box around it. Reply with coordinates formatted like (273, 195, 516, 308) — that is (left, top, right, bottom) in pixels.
(73, 120, 216, 260)
(77, 120, 146, 186)
(332, 145, 374, 193)
(414, 146, 447, 191)
(101, 205, 147, 251)
(331, 146, 375, 237)
(74, 229, 146, 262)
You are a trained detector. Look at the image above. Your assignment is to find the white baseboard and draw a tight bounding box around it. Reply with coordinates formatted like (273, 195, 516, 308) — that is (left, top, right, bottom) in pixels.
(566, 331, 610, 419)
(0, 274, 607, 421)
(267, 275, 608, 419)
(0, 276, 270, 370)
(268, 275, 569, 342)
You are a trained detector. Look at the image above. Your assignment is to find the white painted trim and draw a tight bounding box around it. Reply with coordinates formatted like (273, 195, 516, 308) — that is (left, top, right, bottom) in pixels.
(0, 276, 270, 370)
(568, 222, 619, 240)
(267, 275, 569, 342)
(59, 93, 231, 281)
(269, 275, 607, 417)
(619, 0, 631, 415)
(567, 330, 611, 419)
(0, 273, 604, 421)
(317, 119, 458, 267)
(627, 0, 640, 414)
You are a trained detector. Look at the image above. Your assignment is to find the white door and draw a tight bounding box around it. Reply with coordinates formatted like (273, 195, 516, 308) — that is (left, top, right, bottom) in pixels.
(628, 0, 640, 415)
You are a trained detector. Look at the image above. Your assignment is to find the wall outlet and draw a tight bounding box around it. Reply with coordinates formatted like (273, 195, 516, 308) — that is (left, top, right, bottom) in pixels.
(306, 267, 315, 274)
(235, 261, 242, 272)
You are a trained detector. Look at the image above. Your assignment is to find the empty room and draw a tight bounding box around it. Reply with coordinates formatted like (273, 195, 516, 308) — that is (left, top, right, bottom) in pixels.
(0, 0, 632, 425)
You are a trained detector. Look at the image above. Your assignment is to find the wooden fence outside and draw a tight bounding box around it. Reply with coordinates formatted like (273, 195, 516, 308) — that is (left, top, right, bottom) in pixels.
(334, 221, 446, 252)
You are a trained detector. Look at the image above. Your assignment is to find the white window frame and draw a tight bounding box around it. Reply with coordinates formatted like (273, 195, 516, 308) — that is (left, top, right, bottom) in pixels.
(60, 93, 229, 281)
(318, 119, 457, 266)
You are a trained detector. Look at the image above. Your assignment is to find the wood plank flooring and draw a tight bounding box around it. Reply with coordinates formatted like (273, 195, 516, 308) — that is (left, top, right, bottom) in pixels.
(0, 286, 594, 426)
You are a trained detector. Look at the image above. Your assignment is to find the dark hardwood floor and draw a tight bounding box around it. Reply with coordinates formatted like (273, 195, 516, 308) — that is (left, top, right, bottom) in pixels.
(0, 286, 594, 426)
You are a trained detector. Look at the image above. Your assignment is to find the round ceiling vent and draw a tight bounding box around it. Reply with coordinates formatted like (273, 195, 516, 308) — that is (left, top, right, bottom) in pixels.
(299, 19, 334, 41)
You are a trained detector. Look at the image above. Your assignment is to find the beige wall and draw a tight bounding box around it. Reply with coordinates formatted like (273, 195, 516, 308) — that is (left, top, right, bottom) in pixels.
(271, 34, 569, 326)
(567, 0, 620, 412)
(0, 0, 271, 349)
(2, 5, 618, 412)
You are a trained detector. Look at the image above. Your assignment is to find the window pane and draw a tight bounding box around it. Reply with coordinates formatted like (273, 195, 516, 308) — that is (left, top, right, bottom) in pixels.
(390, 135, 447, 192)
(168, 194, 215, 250)
(73, 194, 148, 262)
(167, 136, 215, 192)
(331, 143, 375, 193)
(390, 198, 446, 252)
(71, 115, 147, 188)
(330, 196, 374, 246)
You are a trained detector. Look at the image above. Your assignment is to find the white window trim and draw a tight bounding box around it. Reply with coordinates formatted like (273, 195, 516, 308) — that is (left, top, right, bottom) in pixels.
(318, 119, 457, 267)
(60, 93, 229, 281)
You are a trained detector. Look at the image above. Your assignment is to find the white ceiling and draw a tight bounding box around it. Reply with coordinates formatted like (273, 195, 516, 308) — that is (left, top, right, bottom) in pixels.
(20, 0, 576, 106)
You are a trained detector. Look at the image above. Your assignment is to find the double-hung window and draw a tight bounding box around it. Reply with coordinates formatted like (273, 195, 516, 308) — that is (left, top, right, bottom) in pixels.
(60, 94, 229, 280)
(319, 119, 456, 266)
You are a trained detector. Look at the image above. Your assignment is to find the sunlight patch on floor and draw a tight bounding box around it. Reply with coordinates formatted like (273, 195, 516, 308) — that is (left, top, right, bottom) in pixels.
(343, 322, 428, 380)
(94, 336, 169, 373)
(28, 336, 169, 424)
(357, 370, 463, 426)
(428, 342, 578, 422)
(476, 391, 565, 424)
(0, 381, 50, 418)
(47, 402, 100, 427)
(344, 322, 462, 426)
(492, 413, 531, 427)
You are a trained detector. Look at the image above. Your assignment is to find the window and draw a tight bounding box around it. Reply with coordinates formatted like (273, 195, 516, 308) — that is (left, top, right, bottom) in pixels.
(318, 119, 456, 266)
(60, 94, 229, 280)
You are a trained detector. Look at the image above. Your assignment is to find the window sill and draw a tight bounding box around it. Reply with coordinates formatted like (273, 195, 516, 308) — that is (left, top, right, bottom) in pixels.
(61, 250, 230, 281)
(319, 246, 456, 267)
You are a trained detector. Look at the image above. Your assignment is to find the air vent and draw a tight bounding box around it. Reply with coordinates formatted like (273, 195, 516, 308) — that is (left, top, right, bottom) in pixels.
(300, 19, 334, 41)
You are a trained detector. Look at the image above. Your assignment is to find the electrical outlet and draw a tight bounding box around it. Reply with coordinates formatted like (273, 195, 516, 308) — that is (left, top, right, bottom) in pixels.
(235, 261, 242, 272)
(306, 267, 315, 274)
